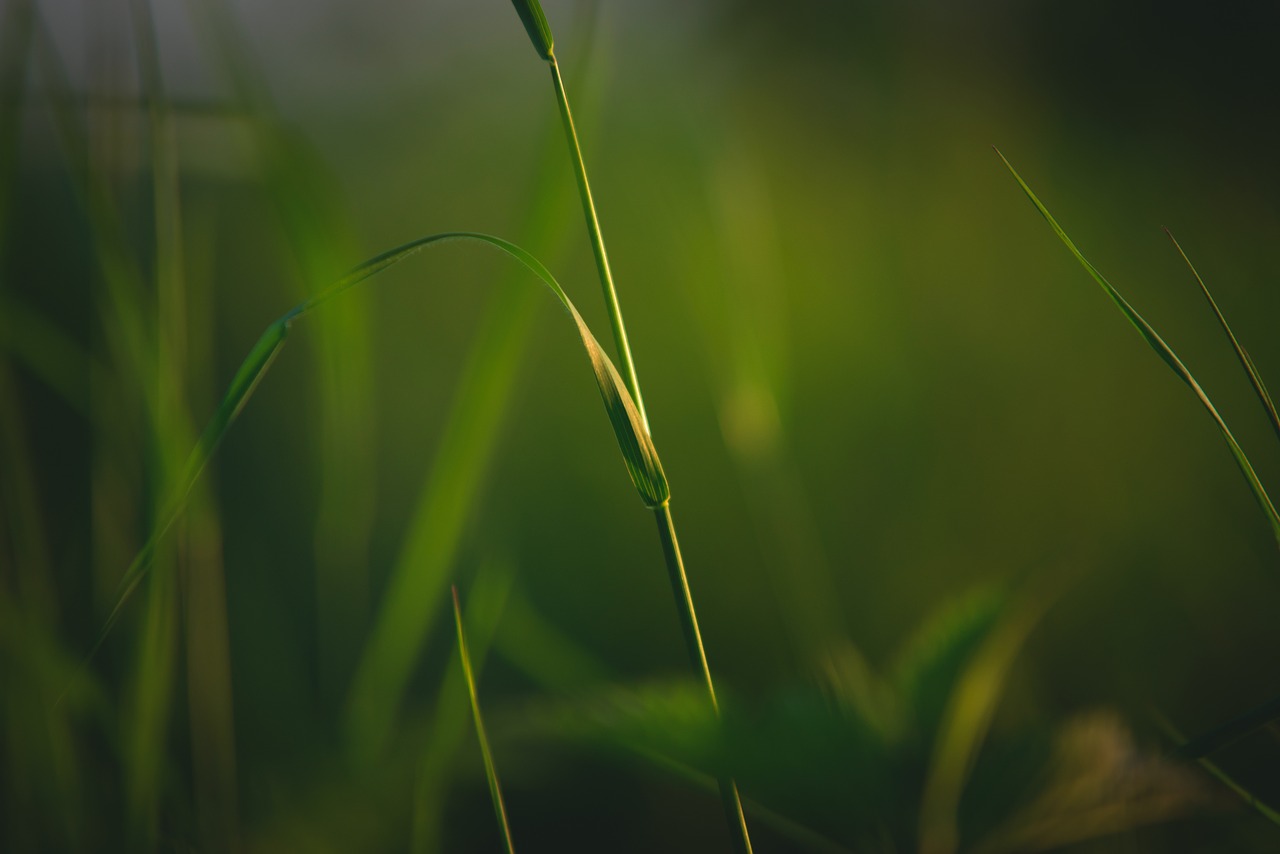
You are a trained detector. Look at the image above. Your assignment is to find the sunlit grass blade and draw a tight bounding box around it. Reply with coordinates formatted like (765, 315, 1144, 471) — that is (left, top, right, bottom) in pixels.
(452, 585, 516, 854)
(995, 148, 1280, 551)
(92, 232, 666, 652)
(1164, 228, 1280, 447)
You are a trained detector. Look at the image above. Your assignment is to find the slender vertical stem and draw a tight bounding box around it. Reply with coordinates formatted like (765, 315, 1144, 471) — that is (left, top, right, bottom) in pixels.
(546, 37, 752, 853)
(653, 503, 754, 854)
(548, 56, 649, 432)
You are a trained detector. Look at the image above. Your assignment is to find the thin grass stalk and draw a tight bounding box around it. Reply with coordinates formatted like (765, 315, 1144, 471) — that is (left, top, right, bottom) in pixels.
(452, 586, 516, 854)
(529, 9, 753, 848)
(1164, 228, 1280, 447)
(653, 503, 754, 853)
(547, 55, 648, 429)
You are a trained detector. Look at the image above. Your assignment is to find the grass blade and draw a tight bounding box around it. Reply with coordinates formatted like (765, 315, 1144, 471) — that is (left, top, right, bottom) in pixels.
(1164, 228, 1280, 447)
(509, 0, 555, 61)
(452, 585, 516, 854)
(91, 232, 666, 652)
(995, 148, 1280, 551)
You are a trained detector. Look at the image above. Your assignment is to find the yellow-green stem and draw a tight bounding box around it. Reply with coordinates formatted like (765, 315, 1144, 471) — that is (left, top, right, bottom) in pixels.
(548, 56, 648, 432)
(653, 502, 754, 854)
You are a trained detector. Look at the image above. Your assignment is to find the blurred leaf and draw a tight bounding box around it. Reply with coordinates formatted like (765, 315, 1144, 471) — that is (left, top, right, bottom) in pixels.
(918, 580, 1056, 854)
(892, 588, 1005, 747)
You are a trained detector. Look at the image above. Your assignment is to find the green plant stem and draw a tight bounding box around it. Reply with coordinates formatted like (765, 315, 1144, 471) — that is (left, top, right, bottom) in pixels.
(653, 502, 754, 854)
(548, 45, 752, 853)
(548, 56, 648, 431)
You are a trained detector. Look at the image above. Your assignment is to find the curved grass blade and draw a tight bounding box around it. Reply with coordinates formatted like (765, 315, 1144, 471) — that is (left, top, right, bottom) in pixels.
(1164, 228, 1280, 447)
(88, 232, 667, 657)
(452, 585, 516, 854)
(995, 148, 1280, 551)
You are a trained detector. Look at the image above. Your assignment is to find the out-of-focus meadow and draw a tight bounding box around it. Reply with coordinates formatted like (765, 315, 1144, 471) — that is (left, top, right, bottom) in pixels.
(4, 0, 1280, 850)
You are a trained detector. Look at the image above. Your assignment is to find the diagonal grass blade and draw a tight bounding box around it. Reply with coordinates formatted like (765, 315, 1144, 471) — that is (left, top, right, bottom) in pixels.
(995, 148, 1280, 551)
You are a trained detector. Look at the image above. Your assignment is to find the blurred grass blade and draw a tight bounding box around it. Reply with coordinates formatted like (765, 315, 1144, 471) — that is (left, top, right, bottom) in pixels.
(918, 577, 1058, 854)
(452, 585, 516, 854)
(1164, 228, 1280, 447)
(89, 318, 290, 655)
(93, 233, 665, 651)
(510, 0, 555, 60)
(0, 293, 96, 416)
(996, 149, 1280, 551)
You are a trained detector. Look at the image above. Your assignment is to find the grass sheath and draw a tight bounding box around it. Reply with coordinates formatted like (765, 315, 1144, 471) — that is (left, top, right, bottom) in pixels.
(452, 585, 516, 854)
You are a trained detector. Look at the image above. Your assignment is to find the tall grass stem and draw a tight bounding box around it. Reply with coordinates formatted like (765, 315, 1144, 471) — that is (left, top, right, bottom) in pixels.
(548, 56, 648, 431)
(653, 503, 754, 854)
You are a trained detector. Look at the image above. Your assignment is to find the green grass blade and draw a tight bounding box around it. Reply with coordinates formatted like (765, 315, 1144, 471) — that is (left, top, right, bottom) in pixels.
(87, 317, 290, 658)
(1164, 228, 1280, 448)
(995, 148, 1280, 551)
(91, 232, 666, 651)
(510, 0, 555, 61)
(452, 585, 516, 854)
(412, 559, 514, 854)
